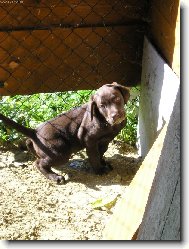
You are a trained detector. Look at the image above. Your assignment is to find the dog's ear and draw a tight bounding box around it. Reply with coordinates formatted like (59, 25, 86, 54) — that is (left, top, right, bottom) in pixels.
(109, 82, 130, 104)
(78, 97, 97, 140)
(89, 95, 97, 121)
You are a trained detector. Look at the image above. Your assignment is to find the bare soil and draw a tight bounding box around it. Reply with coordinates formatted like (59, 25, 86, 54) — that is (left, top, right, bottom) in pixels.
(0, 141, 141, 240)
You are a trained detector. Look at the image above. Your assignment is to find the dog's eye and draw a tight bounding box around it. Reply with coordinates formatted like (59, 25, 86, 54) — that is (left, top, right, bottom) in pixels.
(114, 97, 120, 103)
(100, 104, 106, 109)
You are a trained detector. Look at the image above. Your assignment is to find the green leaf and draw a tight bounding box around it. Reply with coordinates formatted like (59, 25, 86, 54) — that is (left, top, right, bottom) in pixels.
(91, 194, 121, 210)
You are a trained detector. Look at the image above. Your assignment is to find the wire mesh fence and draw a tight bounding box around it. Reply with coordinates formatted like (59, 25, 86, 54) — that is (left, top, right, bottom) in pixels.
(0, 0, 145, 95)
(0, 0, 144, 145)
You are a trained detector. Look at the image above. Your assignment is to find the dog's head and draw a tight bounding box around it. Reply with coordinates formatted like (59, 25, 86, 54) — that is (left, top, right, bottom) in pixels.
(90, 82, 130, 126)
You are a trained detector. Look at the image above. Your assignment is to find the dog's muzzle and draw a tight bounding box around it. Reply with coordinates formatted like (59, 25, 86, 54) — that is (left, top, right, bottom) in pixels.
(108, 115, 125, 126)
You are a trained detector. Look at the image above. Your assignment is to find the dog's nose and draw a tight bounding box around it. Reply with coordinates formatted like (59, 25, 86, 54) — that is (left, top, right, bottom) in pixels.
(111, 112, 119, 121)
(108, 112, 125, 125)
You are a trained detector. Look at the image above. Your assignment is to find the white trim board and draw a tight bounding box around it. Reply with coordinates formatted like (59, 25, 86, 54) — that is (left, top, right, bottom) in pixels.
(137, 37, 180, 157)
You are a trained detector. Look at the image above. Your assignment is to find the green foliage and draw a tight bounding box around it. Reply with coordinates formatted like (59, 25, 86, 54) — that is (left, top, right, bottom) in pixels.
(117, 87, 140, 146)
(0, 88, 140, 146)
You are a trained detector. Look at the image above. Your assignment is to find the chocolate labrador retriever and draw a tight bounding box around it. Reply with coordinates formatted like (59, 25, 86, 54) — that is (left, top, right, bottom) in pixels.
(0, 82, 130, 183)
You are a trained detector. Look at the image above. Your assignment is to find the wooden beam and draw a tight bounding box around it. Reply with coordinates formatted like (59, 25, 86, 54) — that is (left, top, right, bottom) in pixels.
(103, 124, 168, 240)
(137, 89, 180, 240)
(149, 0, 180, 76)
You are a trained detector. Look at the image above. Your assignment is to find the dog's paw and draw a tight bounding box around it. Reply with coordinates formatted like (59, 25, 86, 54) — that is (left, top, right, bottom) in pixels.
(105, 161, 113, 171)
(48, 174, 65, 184)
(94, 167, 107, 175)
(101, 159, 113, 171)
(56, 175, 66, 185)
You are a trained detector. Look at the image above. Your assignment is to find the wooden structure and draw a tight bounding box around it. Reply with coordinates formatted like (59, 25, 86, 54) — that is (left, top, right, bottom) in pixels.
(0, 0, 147, 95)
(148, 0, 180, 76)
(137, 89, 180, 240)
(103, 124, 169, 240)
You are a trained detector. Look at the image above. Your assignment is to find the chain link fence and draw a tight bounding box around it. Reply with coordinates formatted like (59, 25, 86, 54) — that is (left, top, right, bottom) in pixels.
(0, 0, 144, 145)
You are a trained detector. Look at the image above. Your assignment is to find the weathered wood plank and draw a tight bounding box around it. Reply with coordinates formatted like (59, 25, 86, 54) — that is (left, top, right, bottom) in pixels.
(149, 0, 180, 75)
(0, 25, 143, 95)
(102, 124, 168, 240)
(137, 88, 180, 240)
(160, 176, 180, 240)
(138, 37, 180, 157)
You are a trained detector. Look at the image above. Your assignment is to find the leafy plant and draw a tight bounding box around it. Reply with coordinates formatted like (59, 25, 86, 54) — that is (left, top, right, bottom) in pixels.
(0, 87, 140, 146)
(116, 87, 140, 145)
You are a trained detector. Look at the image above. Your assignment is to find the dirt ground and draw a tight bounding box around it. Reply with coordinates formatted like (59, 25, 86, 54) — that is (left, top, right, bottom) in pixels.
(0, 140, 141, 240)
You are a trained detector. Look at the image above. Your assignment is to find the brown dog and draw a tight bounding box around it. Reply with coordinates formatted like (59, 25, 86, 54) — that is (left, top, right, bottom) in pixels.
(0, 82, 130, 183)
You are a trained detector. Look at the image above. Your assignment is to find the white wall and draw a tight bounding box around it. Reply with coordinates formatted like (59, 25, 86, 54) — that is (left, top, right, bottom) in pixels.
(137, 37, 180, 157)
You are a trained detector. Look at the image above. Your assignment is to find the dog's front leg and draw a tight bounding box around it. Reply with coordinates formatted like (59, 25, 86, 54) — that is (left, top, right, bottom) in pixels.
(86, 143, 106, 175)
(99, 142, 113, 171)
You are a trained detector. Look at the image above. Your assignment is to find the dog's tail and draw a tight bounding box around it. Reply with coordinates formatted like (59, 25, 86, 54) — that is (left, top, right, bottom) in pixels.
(0, 113, 36, 139)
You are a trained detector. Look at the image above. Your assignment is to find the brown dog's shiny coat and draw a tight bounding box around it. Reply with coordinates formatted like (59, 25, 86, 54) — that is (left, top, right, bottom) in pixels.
(0, 82, 130, 183)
